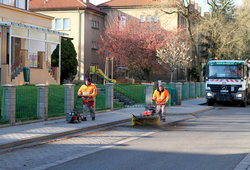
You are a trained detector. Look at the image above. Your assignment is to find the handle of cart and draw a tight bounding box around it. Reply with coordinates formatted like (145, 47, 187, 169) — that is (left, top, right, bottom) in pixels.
(78, 95, 91, 99)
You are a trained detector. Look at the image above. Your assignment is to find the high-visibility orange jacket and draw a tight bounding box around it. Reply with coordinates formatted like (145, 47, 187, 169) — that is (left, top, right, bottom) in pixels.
(152, 89, 170, 104)
(78, 83, 97, 102)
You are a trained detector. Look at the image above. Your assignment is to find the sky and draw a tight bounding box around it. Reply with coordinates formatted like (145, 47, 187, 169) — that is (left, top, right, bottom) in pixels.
(90, 0, 243, 15)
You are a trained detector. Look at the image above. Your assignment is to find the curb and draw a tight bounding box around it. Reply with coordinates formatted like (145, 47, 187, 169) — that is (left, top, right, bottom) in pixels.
(0, 118, 130, 150)
(0, 106, 215, 150)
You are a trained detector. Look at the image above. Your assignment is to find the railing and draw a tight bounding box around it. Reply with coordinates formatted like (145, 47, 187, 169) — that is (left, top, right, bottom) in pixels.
(90, 70, 138, 106)
(46, 61, 57, 79)
(48, 85, 65, 117)
(11, 55, 23, 80)
(16, 85, 38, 122)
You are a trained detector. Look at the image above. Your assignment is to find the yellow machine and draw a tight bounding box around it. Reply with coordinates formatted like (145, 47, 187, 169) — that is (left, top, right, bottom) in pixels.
(132, 115, 160, 126)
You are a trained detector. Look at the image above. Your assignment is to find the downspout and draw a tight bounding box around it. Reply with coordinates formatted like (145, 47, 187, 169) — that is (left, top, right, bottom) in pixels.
(59, 36, 61, 82)
(8, 26, 12, 76)
(78, 8, 82, 80)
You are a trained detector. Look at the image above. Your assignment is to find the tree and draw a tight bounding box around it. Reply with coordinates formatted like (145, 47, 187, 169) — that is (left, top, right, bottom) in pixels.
(207, 0, 235, 18)
(52, 38, 78, 83)
(97, 14, 167, 82)
(157, 32, 192, 82)
(197, 3, 250, 60)
(161, 0, 202, 81)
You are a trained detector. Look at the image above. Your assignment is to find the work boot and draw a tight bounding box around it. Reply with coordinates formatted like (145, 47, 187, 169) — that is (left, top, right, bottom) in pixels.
(82, 117, 87, 121)
(92, 117, 95, 121)
(162, 118, 166, 122)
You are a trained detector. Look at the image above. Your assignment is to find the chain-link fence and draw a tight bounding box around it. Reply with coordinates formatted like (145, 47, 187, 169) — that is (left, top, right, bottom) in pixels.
(16, 85, 38, 122)
(48, 85, 65, 117)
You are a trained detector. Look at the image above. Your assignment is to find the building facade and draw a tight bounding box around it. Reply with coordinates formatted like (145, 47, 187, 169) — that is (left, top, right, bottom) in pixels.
(98, 0, 202, 82)
(0, 1, 65, 85)
(30, 0, 106, 81)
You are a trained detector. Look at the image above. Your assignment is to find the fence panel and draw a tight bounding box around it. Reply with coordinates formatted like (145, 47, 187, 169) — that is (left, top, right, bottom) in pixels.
(16, 85, 38, 122)
(182, 83, 186, 100)
(96, 85, 108, 111)
(189, 83, 192, 98)
(74, 84, 108, 113)
(48, 85, 65, 117)
(0, 87, 6, 124)
(200, 83, 204, 97)
(195, 83, 198, 98)
(118, 84, 146, 107)
(74, 84, 83, 113)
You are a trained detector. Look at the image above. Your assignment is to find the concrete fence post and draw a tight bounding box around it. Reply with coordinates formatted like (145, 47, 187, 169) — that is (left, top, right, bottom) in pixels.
(176, 82, 182, 105)
(196, 82, 200, 98)
(145, 84, 153, 106)
(184, 82, 189, 99)
(3, 84, 16, 125)
(64, 84, 75, 113)
(36, 84, 48, 121)
(105, 83, 114, 111)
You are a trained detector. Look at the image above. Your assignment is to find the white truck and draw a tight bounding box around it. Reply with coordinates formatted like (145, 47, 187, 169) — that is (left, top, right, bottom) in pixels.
(205, 59, 250, 107)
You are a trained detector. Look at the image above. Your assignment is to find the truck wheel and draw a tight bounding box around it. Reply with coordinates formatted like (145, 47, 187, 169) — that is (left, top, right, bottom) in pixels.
(240, 98, 247, 107)
(207, 100, 215, 106)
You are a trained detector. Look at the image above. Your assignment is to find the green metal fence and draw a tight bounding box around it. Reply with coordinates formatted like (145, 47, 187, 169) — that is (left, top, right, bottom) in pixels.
(188, 83, 192, 98)
(200, 83, 204, 97)
(0, 87, 6, 124)
(118, 84, 146, 107)
(195, 83, 198, 98)
(95, 85, 108, 111)
(48, 85, 65, 117)
(74, 84, 108, 113)
(16, 85, 38, 122)
(182, 83, 188, 100)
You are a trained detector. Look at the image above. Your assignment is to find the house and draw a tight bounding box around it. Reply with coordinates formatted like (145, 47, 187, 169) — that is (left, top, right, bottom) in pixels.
(98, 0, 202, 81)
(30, 0, 106, 81)
(0, 0, 66, 85)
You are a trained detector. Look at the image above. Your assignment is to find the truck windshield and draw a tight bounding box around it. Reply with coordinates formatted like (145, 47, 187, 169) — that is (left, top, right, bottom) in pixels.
(208, 65, 242, 78)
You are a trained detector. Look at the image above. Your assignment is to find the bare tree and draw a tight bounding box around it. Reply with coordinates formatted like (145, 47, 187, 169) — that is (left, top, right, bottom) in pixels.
(160, 0, 201, 81)
(157, 33, 192, 82)
(197, 4, 250, 60)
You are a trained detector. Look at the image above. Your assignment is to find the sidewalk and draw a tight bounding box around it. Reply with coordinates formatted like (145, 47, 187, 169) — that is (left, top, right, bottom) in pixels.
(0, 98, 213, 150)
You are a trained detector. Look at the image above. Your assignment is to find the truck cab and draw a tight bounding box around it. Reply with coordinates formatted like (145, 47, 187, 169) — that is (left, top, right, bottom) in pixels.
(205, 59, 250, 107)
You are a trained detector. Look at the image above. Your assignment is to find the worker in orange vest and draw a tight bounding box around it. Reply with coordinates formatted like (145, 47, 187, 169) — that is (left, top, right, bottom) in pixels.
(152, 85, 170, 122)
(78, 78, 97, 121)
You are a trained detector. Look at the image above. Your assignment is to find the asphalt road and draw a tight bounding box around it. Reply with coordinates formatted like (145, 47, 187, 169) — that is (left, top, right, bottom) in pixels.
(47, 104, 250, 170)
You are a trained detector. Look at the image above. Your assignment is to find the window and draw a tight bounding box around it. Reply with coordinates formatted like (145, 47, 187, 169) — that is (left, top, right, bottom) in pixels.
(154, 15, 158, 22)
(51, 20, 54, 30)
(55, 19, 62, 30)
(140, 15, 145, 22)
(120, 16, 126, 25)
(63, 18, 70, 30)
(91, 41, 98, 50)
(92, 20, 99, 29)
(147, 15, 151, 22)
